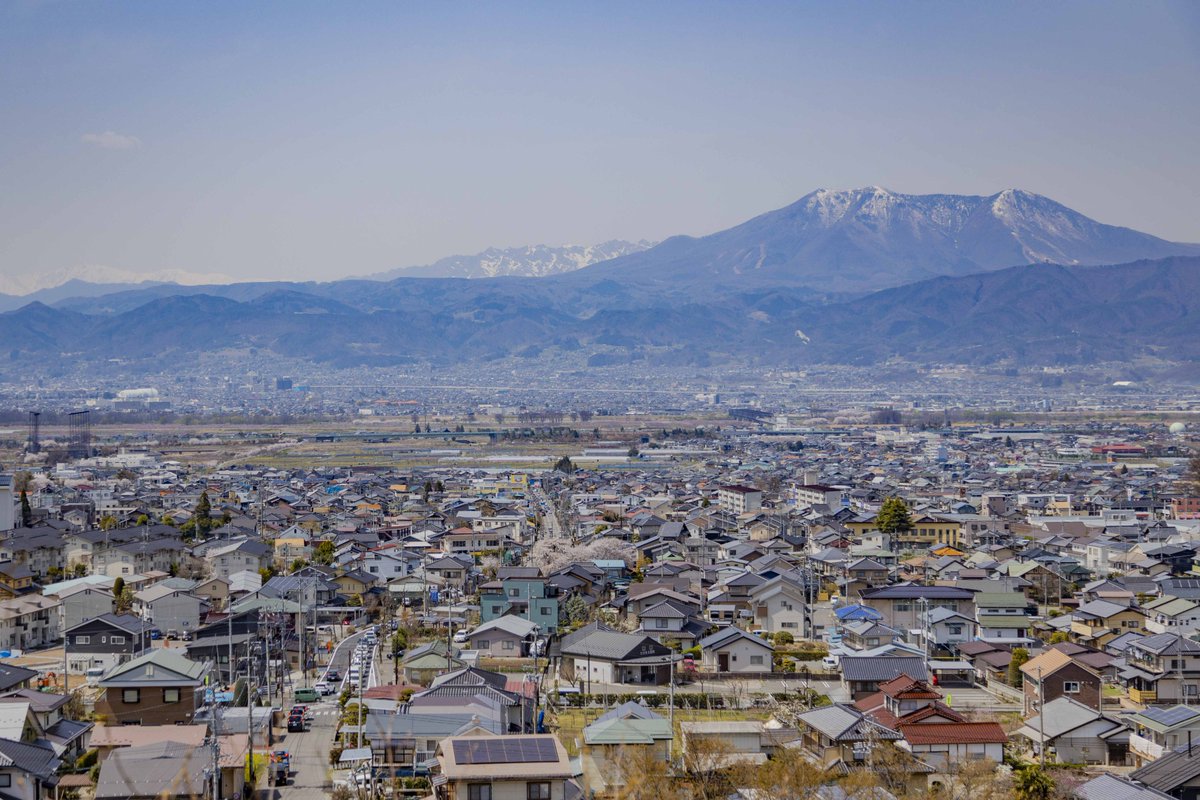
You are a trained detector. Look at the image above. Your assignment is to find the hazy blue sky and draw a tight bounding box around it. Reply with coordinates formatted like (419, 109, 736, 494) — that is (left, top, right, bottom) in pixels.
(2, 1, 1198, 285)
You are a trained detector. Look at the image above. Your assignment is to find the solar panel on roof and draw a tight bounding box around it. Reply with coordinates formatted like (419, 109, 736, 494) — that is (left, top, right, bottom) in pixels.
(1143, 706, 1199, 727)
(452, 738, 557, 765)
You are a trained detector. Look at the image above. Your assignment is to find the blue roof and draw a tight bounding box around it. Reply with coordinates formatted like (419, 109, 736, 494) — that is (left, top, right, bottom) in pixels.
(834, 604, 883, 621)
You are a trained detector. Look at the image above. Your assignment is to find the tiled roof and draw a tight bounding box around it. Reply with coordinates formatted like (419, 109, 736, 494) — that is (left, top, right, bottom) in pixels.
(898, 721, 1007, 745)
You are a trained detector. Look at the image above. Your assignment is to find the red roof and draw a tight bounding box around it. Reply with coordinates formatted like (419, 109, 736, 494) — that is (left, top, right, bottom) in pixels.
(898, 722, 1007, 745)
(878, 675, 941, 700)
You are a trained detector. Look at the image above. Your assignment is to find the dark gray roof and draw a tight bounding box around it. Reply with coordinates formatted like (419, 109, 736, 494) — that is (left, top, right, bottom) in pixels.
(1087, 772, 1176, 800)
(839, 655, 929, 683)
(0, 738, 61, 782)
(94, 741, 206, 799)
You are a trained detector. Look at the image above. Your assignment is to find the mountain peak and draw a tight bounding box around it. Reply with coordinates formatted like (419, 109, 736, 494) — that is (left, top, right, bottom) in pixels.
(582, 187, 1200, 293)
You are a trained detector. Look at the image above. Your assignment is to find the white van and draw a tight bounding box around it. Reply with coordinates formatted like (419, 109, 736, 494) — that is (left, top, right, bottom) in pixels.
(85, 666, 105, 684)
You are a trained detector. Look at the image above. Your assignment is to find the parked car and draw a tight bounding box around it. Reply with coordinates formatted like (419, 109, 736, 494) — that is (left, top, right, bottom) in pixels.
(452, 628, 470, 644)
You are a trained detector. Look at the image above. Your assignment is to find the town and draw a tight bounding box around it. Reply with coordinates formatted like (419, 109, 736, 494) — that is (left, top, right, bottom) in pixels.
(0, 406, 1194, 800)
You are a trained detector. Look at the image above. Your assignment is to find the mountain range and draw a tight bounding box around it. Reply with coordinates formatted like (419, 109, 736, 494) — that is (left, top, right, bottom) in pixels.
(5, 187, 1200, 372)
(365, 240, 655, 280)
(575, 187, 1200, 293)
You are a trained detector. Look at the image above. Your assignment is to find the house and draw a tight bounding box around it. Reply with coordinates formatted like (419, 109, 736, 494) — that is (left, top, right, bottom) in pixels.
(204, 539, 272, 581)
(365, 713, 497, 777)
(95, 649, 209, 725)
(896, 718, 1007, 770)
(431, 733, 576, 800)
(93, 740, 234, 800)
(1120, 633, 1200, 705)
(558, 622, 674, 686)
(636, 600, 708, 648)
(46, 581, 115, 632)
(1070, 599, 1147, 646)
(840, 655, 930, 699)
(580, 702, 672, 795)
(64, 613, 154, 673)
(973, 591, 1036, 648)
(0, 739, 61, 800)
(1076, 774, 1175, 800)
(401, 641, 469, 686)
(1021, 648, 1103, 717)
(917, 607, 976, 655)
(748, 573, 811, 637)
(791, 703, 903, 767)
(480, 568, 560, 633)
(1015, 696, 1130, 765)
(0, 595, 59, 650)
(697, 627, 774, 674)
(859, 585, 976, 632)
(1127, 705, 1200, 766)
(132, 584, 204, 636)
(1130, 745, 1200, 800)
(465, 616, 540, 658)
(0, 688, 93, 762)
(1144, 596, 1200, 636)
(192, 576, 230, 612)
(426, 555, 474, 593)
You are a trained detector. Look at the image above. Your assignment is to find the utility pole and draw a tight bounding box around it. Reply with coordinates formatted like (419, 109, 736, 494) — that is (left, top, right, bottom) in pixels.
(227, 613, 234, 686)
(210, 707, 222, 800)
(1037, 665, 1045, 768)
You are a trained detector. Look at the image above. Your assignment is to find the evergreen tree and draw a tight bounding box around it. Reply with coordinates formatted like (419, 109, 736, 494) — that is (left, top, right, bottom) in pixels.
(875, 496, 913, 535)
(1008, 647, 1030, 687)
(554, 456, 574, 474)
(194, 491, 213, 534)
(19, 490, 31, 528)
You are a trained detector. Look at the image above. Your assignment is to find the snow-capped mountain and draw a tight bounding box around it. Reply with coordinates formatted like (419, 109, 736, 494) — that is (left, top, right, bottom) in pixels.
(5, 265, 236, 296)
(368, 240, 655, 280)
(579, 187, 1200, 293)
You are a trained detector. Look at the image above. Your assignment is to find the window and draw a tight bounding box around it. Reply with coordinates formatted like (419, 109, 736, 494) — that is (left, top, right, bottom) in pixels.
(527, 783, 551, 800)
(478, 640, 490, 649)
(509, 588, 520, 597)
(782, 622, 798, 629)
(503, 640, 515, 651)
(0, 774, 10, 787)
(111, 635, 126, 644)
(655, 618, 668, 629)
(895, 603, 912, 612)
(948, 625, 963, 635)
(75, 635, 90, 645)
(540, 607, 551, 615)
(750, 655, 764, 665)
(122, 689, 140, 704)
(1063, 681, 1081, 694)
(163, 688, 180, 704)
(491, 606, 502, 615)
(468, 784, 492, 800)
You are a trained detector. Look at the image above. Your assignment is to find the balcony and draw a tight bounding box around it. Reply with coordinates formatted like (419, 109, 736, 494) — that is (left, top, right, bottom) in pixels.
(1130, 733, 1164, 761)
(1129, 687, 1157, 704)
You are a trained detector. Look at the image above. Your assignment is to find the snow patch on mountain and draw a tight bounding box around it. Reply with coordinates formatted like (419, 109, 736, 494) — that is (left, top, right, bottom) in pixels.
(368, 240, 656, 280)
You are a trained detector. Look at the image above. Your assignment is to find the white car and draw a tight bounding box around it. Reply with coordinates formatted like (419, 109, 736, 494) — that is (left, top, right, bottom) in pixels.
(452, 629, 470, 644)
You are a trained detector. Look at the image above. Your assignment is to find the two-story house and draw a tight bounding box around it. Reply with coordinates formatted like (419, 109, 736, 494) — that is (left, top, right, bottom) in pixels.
(1121, 632, 1200, 706)
(480, 568, 560, 633)
(65, 613, 154, 673)
(859, 585, 976, 632)
(1021, 648, 1103, 717)
(132, 584, 205, 637)
(96, 648, 210, 726)
(974, 591, 1036, 648)
(0, 595, 59, 651)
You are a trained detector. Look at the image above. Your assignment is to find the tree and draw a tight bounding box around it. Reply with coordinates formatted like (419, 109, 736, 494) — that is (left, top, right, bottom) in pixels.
(19, 490, 31, 528)
(1048, 631, 1069, 644)
(563, 594, 588, 627)
(1189, 451, 1200, 489)
(773, 630, 794, 646)
(112, 577, 125, 600)
(313, 540, 335, 565)
(627, 447, 639, 458)
(99, 515, 118, 531)
(194, 491, 213, 535)
(1013, 765, 1055, 800)
(875, 496, 913, 535)
(1009, 647, 1030, 687)
(553, 456, 574, 474)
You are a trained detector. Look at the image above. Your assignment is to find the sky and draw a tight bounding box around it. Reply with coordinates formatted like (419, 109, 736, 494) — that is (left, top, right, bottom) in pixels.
(2, 1, 1198, 287)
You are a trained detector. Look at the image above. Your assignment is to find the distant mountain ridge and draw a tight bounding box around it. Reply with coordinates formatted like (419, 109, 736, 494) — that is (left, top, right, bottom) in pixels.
(577, 187, 1200, 292)
(367, 240, 655, 279)
(4, 266, 235, 296)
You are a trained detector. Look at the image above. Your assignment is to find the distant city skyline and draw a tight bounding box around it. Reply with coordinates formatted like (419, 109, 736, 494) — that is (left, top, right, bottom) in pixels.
(2, 1, 1198, 284)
